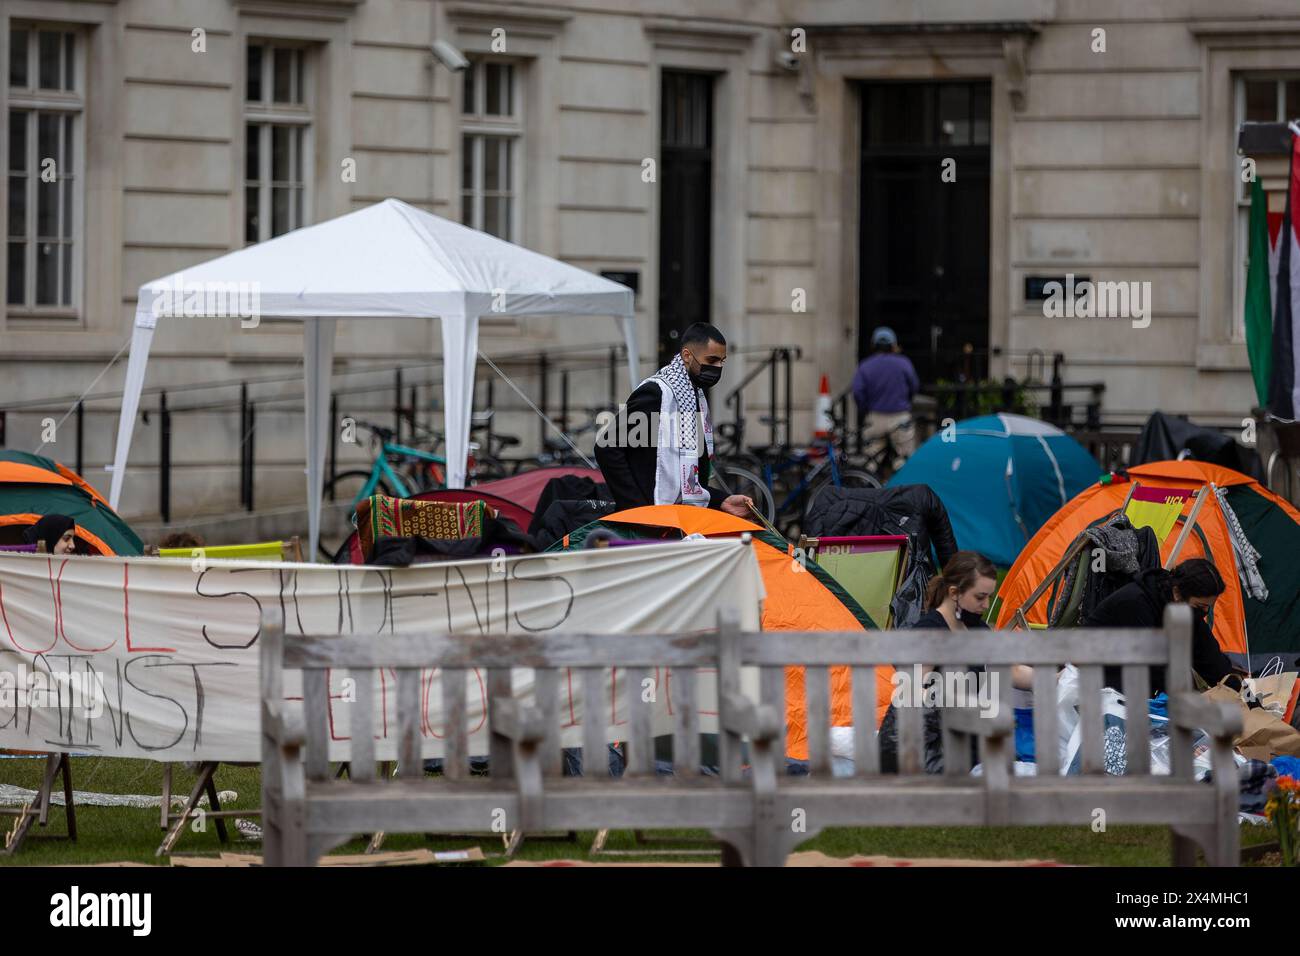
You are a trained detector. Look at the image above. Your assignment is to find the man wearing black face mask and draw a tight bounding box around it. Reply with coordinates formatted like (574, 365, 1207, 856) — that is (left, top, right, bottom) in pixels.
(595, 323, 754, 516)
(1084, 558, 1240, 695)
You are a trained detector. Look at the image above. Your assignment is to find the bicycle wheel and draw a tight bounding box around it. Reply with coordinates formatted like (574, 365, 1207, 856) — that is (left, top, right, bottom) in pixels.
(804, 468, 881, 523)
(319, 471, 392, 561)
(717, 464, 775, 525)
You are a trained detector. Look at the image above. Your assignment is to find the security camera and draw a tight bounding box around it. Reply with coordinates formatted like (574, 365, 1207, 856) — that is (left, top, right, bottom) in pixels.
(775, 50, 801, 73)
(431, 40, 469, 72)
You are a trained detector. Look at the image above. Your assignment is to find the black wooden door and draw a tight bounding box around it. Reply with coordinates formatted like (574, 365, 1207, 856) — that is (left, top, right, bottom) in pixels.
(659, 71, 713, 367)
(859, 81, 991, 383)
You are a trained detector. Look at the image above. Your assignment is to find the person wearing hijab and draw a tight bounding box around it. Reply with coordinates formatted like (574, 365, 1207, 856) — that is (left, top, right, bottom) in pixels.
(1084, 557, 1238, 694)
(23, 514, 80, 555)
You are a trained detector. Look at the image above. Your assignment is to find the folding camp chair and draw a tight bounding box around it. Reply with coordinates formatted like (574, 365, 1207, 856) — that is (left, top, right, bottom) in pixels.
(150, 536, 303, 562)
(796, 534, 909, 628)
(1007, 480, 1211, 630)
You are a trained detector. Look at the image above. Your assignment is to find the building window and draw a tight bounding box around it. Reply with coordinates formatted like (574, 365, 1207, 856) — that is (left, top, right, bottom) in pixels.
(6, 24, 82, 313)
(1233, 75, 1300, 339)
(244, 42, 310, 244)
(461, 60, 520, 240)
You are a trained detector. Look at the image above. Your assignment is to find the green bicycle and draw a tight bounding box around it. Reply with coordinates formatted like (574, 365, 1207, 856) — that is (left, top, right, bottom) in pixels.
(321, 420, 447, 559)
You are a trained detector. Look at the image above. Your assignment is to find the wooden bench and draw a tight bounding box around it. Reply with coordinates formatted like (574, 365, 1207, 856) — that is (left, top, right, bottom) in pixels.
(260, 605, 1243, 866)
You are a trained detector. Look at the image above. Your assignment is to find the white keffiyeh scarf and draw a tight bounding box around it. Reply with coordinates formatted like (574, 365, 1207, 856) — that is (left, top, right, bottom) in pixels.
(645, 354, 714, 507)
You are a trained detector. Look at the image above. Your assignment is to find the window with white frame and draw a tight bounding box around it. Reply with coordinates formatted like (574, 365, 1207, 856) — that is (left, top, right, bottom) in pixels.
(244, 42, 311, 244)
(6, 24, 82, 314)
(461, 59, 520, 241)
(1233, 75, 1300, 339)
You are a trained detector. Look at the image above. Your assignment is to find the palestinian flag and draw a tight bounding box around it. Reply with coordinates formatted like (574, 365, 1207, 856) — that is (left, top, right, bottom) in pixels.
(1245, 178, 1273, 405)
(1267, 129, 1300, 418)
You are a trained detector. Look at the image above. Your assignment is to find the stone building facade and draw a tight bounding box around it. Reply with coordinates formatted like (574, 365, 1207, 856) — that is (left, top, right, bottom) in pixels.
(2, 0, 1298, 525)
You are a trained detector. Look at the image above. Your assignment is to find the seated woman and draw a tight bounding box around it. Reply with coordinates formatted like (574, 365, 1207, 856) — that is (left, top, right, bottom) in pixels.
(1084, 557, 1239, 695)
(913, 550, 998, 632)
(879, 550, 1026, 773)
(23, 514, 81, 555)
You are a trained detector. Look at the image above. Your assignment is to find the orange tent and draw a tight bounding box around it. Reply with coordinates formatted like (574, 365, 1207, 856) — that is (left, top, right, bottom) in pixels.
(554, 504, 894, 761)
(995, 461, 1300, 681)
(0, 451, 142, 555)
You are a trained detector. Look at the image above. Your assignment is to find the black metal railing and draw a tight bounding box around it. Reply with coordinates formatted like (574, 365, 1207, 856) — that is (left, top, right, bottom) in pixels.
(721, 345, 802, 454)
(0, 342, 631, 522)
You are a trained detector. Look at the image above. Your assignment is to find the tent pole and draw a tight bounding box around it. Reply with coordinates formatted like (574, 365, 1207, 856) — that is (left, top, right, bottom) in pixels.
(1163, 484, 1212, 570)
(304, 320, 337, 561)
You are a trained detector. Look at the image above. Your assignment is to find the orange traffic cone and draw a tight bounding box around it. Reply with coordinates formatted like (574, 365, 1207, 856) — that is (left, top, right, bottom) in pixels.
(814, 374, 833, 440)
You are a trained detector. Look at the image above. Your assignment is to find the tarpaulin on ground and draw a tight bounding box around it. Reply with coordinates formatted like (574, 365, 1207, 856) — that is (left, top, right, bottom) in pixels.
(0, 540, 763, 761)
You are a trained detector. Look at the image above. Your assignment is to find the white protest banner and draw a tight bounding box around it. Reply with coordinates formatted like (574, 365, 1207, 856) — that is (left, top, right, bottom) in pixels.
(0, 539, 764, 761)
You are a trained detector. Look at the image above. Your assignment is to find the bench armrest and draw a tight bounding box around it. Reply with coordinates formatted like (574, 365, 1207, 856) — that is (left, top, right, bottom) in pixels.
(1168, 693, 1242, 739)
(942, 706, 1012, 738)
(262, 705, 305, 748)
(720, 692, 781, 743)
(491, 697, 548, 744)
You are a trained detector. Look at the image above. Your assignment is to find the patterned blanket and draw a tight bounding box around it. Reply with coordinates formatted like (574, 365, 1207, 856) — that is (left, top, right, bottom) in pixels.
(356, 495, 487, 560)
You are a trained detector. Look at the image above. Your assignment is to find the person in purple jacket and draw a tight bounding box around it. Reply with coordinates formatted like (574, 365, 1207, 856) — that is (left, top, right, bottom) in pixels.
(850, 326, 919, 469)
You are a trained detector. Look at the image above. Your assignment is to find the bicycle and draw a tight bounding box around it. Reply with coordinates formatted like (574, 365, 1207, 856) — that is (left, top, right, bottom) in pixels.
(715, 410, 879, 537)
(320, 420, 448, 559)
(513, 405, 609, 470)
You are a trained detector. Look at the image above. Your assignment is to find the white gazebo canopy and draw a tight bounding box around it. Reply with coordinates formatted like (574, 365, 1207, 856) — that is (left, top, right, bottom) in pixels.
(109, 198, 637, 558)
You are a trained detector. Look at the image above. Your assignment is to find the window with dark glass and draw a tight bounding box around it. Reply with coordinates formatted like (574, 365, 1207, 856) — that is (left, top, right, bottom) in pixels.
(6, 24, 81, 312)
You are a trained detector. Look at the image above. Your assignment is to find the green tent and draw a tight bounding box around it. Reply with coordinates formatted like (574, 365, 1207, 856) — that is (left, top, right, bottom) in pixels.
(0, 450, 142, 555)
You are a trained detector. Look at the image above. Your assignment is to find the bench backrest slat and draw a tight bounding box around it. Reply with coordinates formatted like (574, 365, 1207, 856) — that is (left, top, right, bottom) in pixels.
(1031, 664, 1059, 776)
(804, 665, 832, 776)
(350, 668, 376, 782)
(896, 693, 923, 775)
(672, 667, 700, 776)
(396, 668, 422, 779)
(1078, 665, 1105, 775)
(761, 666, 787, 771)
(717, 612, 744, 783)
(1122, 665, 1152, 775)
(533, 668, 563, 778)
(1167, 611, 1195, 780)
(487, 667, 514, 777)
(581, 667, 608, 777)
(303, 669, 331, 782)
(626, 666, 656, 776)
(443, 668, 468, 781)
(850, 666, 878, 776)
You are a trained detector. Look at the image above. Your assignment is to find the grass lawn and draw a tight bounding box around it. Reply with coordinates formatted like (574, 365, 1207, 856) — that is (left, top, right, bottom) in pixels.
(0, 755, 1279, 866)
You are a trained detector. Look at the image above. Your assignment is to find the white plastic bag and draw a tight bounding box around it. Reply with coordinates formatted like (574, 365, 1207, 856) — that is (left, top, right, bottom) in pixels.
(1062, 686, 1126, 775)
(1056, 664, 1080, 766)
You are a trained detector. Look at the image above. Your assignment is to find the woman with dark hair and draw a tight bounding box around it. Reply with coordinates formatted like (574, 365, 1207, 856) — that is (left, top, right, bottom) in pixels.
(878, 551, 1026, 773)
(1083, 557, 1238, 694)
(23, 514, 80, 555)
(915, 550, 999, 631)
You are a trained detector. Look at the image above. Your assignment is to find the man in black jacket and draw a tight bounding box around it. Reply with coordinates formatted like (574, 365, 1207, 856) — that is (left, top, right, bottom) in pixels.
(594, 323, 753, 517)
(1084, 558, 1241, 695)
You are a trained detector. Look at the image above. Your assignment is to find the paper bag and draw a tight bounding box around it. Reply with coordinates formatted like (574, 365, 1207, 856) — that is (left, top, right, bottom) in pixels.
(1243, 672, 1298, 723)
(1202, 682, 1300, 761)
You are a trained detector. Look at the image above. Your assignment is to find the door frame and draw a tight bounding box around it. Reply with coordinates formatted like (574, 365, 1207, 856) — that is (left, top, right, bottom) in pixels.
(658, 68, 715, 366)
(857, 79, 993, 382)
(644, 21, 754, 380)
(808, 27, 1027, 387)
